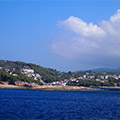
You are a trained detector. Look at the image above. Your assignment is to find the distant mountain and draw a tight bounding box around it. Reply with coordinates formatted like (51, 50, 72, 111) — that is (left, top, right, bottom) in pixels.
(92, 68, 120, 72)
(77, 68, 120, 72)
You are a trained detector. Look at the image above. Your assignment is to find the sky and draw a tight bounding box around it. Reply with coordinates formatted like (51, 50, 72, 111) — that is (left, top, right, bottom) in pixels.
(0, 0, 120, 72)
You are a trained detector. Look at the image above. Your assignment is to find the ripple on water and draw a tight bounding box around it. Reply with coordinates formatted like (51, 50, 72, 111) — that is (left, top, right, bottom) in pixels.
(0, 89, 120, 120)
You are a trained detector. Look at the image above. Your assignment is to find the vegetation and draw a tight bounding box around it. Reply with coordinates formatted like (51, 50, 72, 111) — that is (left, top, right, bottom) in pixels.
(67, 80, 115, 87)
(0, 60, 90, 83)
(0, 60, 60, 83)
(0, 71, 43, 85)
(0, 60, 120, 86)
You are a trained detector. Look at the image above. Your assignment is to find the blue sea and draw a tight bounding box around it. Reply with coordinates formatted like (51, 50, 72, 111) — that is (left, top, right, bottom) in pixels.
(0, 89, 120, 120)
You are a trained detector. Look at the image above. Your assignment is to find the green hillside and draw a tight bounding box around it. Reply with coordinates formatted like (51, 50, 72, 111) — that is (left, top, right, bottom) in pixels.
(0, 60, 61, 83)
(1, 60, 120, 87)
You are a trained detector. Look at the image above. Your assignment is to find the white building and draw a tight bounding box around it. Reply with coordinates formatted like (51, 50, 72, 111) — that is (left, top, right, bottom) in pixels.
(21, 68, 34, 74)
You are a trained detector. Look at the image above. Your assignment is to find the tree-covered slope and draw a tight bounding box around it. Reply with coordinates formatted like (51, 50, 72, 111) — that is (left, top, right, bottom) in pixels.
(0, 60, 61, 83)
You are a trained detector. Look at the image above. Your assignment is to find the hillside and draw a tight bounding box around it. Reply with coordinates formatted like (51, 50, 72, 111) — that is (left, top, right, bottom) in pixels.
(0, 60, 61, 83)
(1, 60, 120, 87)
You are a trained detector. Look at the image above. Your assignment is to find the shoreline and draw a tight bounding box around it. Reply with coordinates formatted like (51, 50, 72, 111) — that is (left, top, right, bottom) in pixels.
(1, 84, 120, 91)
(0, 84, 100, 91)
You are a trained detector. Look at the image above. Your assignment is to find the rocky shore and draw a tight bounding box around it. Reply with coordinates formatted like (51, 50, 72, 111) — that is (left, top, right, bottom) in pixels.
(29, 85, 100, 91)
(0, 83, 101, 91)
(1, 82, 120, 91)
(0, 84, 26, 89)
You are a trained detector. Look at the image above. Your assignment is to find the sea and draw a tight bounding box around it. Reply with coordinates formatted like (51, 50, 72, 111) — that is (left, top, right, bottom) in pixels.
(0, 89, 120, 120)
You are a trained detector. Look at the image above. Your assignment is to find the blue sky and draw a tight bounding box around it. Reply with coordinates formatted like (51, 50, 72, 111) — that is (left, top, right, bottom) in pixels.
(0, 0, 120, 72)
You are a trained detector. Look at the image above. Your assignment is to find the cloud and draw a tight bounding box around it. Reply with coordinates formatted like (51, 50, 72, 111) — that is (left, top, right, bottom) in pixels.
(59, 16, 106, 37)
(52, 9, 120, 68)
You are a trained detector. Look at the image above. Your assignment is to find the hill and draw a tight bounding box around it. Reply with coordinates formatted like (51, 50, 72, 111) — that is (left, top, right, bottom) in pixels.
(1, 60, 120, 87)
(0, 60, 61, 83)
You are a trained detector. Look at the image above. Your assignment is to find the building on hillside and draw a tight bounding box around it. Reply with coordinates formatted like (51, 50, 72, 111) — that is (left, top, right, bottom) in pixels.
(21, 68, 34, 74)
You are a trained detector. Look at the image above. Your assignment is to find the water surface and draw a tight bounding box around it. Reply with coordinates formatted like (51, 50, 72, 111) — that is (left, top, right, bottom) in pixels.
(0, 89, 120, 120)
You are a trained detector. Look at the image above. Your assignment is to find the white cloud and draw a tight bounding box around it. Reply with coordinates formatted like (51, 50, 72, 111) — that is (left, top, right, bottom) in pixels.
(52, 9, 120, 67)
(110, 9, 120, 23)
(59, 16, 106, 37)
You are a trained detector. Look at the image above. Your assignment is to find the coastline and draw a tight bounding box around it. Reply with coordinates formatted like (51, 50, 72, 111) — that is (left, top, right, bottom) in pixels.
(1, 84, 120, 91)
(0, 84, 26, 89)
(0, 84, 101, 91)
